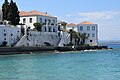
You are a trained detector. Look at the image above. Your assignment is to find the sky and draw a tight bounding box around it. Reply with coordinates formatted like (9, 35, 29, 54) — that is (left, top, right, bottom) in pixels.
(0, 0, 120, 41)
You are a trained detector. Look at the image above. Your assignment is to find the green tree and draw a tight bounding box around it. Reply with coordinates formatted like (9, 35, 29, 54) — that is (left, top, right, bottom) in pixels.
(68, 29, 74, 44)
(13, 1, 20, 25)
(7, 0, 20, 26)
(68, 29, 78, 45)
(2, 0, 20, 25)
(80, 33, 88, 45)
(33, 22, 43, 31)
(2, 0, 9, 20)
(76, 32, 81, 45)
(61, 22, 67, 31)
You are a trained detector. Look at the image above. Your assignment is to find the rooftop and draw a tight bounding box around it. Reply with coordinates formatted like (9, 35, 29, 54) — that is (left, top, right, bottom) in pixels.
(19, 10, 56, 18)
(66, 23, 77, 27)
(77, 21, 96, 25)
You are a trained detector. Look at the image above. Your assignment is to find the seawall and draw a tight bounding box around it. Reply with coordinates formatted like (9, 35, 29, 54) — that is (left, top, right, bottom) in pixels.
(0, 45, 110, 55)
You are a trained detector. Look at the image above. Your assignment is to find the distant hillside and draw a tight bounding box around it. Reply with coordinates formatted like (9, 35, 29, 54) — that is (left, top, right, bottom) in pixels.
(99, 40, 120, 45)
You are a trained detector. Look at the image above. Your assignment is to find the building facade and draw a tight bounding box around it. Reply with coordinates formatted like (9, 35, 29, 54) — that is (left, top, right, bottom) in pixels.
(19, 10, 58, 32)
(77, 21, 98, 45)
(0, 25, 21, 47)
(13, 10, 62, 47)
(66, 23, 77, 31)
(0, 10, 3, 23)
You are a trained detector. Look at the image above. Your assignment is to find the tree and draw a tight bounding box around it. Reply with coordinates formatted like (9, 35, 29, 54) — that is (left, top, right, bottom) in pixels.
(68, 29, 78, 45)
(61, 22, 67, 31)
(68, 29, 74, 44)
(33, 22, 43, 31)
(2, 0, 20, 25)
(13, 2, 20, 25)
(76, 32, 81, 45)
(7, 0, 20, 26)
(80, 33, 88, 45)
(2, 0, 9, 20)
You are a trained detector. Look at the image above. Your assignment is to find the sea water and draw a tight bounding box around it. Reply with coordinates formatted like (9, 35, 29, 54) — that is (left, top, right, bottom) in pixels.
(0, 45, 120, 80)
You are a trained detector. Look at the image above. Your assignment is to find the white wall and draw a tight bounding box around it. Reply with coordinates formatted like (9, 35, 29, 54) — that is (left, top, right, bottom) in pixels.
(20, 15, 58, 32)
(66, 26, 77, 32)
(77, 24, 98, 45)
(58, 32, 70, 46)
(15, 31, 61, 47)
(20, 16, 37, 29)
(0, 10, 3, 22)
(0, 25, 21, 46)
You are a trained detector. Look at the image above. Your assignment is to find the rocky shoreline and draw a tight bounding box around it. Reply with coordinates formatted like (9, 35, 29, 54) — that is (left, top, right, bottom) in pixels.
(0, 45, 112, 55)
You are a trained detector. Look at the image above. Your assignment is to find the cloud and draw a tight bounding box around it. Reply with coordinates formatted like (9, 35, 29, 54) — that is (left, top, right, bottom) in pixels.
(77, 11, 120, 20)
(66, 14, 72, 17)
(59, 11, 120, 24)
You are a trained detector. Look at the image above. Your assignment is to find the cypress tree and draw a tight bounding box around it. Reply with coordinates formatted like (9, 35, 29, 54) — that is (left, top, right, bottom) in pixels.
(2, 0, 9, 20)
(13, 2, 20, 25)
(2, 0, 20, 26)
(8, 0, 20, 26)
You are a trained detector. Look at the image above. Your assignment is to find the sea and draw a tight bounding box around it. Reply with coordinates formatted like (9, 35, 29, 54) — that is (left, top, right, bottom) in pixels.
(0, 44, 120, 80)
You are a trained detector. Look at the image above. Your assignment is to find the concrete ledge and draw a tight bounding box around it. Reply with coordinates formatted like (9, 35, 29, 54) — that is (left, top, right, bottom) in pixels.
(0, 45, 110, 55)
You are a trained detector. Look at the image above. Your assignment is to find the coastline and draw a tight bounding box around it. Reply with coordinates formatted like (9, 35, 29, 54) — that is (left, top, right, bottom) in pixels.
(0, 45, 111, 55)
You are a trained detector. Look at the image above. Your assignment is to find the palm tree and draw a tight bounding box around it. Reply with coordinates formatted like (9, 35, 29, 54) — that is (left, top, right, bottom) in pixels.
(68, 29, 78, 45)
(76, 32, 81, 45)
(68, 29, 74, 44)
(80, 33, 88, 45)
(73, 32, 78, 45)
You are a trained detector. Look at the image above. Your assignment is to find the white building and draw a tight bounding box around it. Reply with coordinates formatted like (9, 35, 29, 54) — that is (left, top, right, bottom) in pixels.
(0, 10, 66, 47)
(77, 21, 98, 45)
(66, 23, 77, 31)
(0, 25, 21, 47)
(13, 10, 62, 47)
(0, 9, 3, 23)
(19, 10, 58, 32)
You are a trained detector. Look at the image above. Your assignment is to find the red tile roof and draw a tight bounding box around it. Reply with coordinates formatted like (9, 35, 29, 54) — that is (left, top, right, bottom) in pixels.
(77, 21, 95, 25)
(19, 10, 56, 18)
(66, 23, 76, 27)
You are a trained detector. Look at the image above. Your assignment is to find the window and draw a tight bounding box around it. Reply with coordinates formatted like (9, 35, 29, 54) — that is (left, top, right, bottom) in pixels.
(92, 34, 95, 37)
(48, 19, 51, 25)
(4, 30, 6, 32)
(48, 19, 51, 23)
(92, 26, 95, 30)
(88, 34, 90, 37)
(45, 19, 47, 25)
(40, 18, 42, 23)
(29, 18, 32, 23)
(23, 18, 26, 23)
(49, 27, 51, 32)
(80, 26, 83, 30)
(45, 27, 46, 31)
(53, 29, 55, 32)
(87, 26, 90, 30)
(45, 19, 47, 23)
(53, 20, 55, 23)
